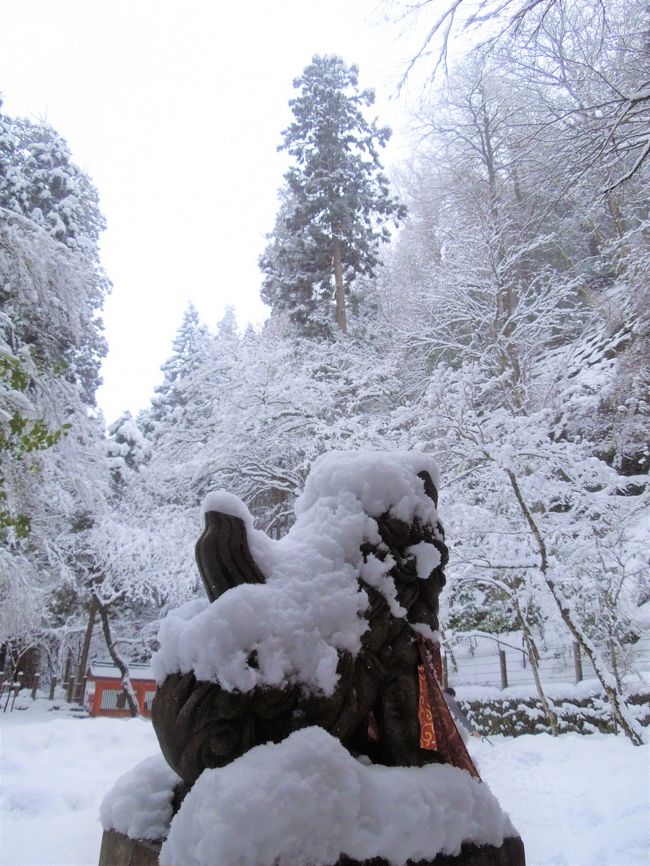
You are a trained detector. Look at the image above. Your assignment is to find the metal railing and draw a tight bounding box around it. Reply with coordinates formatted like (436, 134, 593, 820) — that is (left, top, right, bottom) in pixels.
(443, 633, 650, 690)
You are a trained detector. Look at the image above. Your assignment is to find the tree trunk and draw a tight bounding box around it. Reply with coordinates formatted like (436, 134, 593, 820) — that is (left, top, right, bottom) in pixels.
(75, 597, 97, 701)
(332, 235, 348, 333)
(506, 470, 643, 746)
(606, 193, 626, 238)
(93, 592, 139, 718)
(515, 600, 558, 736)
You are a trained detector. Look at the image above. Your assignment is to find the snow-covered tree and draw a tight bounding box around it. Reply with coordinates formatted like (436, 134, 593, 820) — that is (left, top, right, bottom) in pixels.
(395, 0, 650, 190)
(410, 362, 649, 744)
(148, 303, 210, 428)
(0, 104, 112, 676)
(0, 100, 105, 253)
(0, 102, 109, 403)
(261, 55, 405, 333)
(363, 24, 650, 743)
(0, 317, 68, 538)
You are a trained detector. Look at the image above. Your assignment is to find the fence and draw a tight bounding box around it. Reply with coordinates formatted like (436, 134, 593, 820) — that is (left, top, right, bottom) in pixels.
(443, 632, 650, 691)
(0, 671, 87, 713)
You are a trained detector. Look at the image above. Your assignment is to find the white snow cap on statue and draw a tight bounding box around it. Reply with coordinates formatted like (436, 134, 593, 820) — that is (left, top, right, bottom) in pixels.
(159, 727, 517, 866)
(152, 450, 442, 695)
(295, 450, 440, 522)
(100, 755, 180, 842)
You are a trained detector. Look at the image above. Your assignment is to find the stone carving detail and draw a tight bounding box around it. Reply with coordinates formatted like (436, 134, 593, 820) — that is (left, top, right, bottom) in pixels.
(148, 462, 525, 866)
(153, 471, 448, 792)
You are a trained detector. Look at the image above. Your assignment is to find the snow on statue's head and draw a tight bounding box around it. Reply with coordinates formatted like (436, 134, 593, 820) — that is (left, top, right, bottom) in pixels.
(151, 450, 449, 791)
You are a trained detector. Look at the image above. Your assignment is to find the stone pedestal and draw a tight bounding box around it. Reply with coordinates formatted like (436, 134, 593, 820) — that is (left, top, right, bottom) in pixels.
(98, 829, 161, 866)
(339, 836, 526, 866)
(98, 830, 525, 866)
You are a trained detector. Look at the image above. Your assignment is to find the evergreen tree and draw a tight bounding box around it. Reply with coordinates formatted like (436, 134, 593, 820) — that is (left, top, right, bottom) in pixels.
(260, 55, 405, 333)
(106, 412, 151, 492)
(259, 188, 332, 335)
(148, 303, 210, 427)
(0, 106, 105, 253)
(0, 101, 109, 403)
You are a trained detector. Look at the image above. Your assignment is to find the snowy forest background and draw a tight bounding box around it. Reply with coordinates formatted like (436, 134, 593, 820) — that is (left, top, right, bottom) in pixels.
(1, 0, 648, 740)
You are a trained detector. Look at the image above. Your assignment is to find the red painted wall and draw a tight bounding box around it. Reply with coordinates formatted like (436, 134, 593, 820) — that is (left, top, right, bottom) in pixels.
(85, 675, 157, 717)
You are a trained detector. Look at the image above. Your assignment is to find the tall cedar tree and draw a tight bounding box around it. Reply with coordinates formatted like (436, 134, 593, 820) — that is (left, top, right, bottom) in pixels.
(260, 55, 406, 334)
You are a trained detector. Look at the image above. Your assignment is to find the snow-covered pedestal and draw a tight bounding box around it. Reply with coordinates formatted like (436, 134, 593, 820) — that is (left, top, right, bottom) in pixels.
(99, 732, 523, 866)
(99, 451, 525, 866)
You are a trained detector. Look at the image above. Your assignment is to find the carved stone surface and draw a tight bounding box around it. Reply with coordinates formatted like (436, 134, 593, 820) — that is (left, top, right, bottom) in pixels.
(338, 836, 526, 866)
(149, 467, 526, 866)
(97, 830, 525, 866)
(195, 510, 266, 601)
(153, 472, 449, 789)
(98, 829, 160, 866)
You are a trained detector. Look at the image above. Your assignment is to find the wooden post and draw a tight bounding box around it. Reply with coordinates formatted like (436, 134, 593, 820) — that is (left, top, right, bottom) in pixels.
(499, 649, 509, 689)
(442, 653, 449, 689)
(75, 676, 87, 706)
(31, 674, 40, 700)
(573, 642, 583, 684)
(10, 679, 22, 711)
(66, 676, 76, 704)
(609, 640, 622, 693)
(76, 599, 97, 700)
(48, 676, 57, 701)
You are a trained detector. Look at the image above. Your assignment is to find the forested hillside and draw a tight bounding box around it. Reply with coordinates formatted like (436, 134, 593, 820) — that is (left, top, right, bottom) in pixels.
(1, 0, 648, 740)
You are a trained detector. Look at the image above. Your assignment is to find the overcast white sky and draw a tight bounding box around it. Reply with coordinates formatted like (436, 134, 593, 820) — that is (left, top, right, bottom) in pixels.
(0, 0, 424, 424)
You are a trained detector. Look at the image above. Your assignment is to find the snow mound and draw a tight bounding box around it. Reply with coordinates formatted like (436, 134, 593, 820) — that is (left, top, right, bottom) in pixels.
(160, 727, 516, 866)
(99, 754, 181, 841)
(152, 450, 441, 695)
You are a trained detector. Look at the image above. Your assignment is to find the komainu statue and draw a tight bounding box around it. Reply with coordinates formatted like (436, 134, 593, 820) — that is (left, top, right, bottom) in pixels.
(99, 451, 525, 866)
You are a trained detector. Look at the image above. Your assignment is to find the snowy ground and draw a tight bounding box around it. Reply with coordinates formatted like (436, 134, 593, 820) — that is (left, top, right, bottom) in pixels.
(1, 696, 648, 866)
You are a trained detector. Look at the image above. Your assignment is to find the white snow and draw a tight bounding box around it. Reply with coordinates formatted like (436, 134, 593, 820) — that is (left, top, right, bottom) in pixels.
(1, 698, 648, 866)
(99, 754, 180, 842)
(201, 490, 257, 528)
(159, 726, 515, 866)
(0, 701, 155, 866)
(473, 730, 650, 866)
(359, 552, 405, 616)
(152, 451, 442, 695)
(294, 451, 440, 523)
(407, 541, 442, 579)
(89, 662, 155, 681)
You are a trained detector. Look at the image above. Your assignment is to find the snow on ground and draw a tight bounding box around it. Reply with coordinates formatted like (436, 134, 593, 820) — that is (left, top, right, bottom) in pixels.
(470, 732, 649, 866)
(1, 696, 648, 866)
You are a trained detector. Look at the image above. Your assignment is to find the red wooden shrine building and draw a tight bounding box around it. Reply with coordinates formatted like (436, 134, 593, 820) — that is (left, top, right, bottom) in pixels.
(84, 662, 157, 717)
